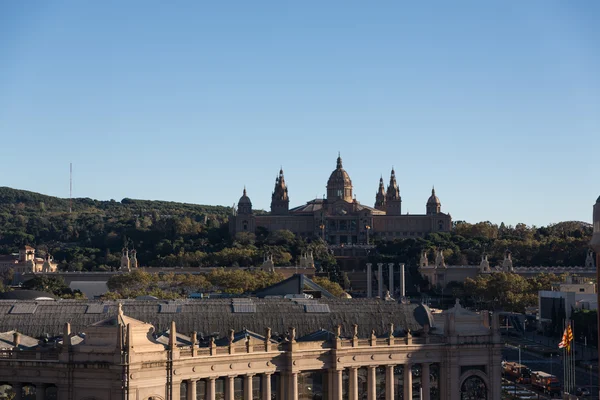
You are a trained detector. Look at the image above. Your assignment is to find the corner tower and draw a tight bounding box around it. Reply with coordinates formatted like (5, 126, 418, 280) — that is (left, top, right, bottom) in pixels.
(326, 153, 353, 203)
(271, 168, 289, 215)
(426, 187, 441, 215)
(385, 168, 402, 215)
(235, 188, 255, 233)
(374, 176, 386, 211)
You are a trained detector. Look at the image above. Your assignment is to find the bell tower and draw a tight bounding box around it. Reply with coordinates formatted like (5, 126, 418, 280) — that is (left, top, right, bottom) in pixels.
(385, 168, 402, 215)
(271, 168, 290, 215)
(374, 176, 386, 211)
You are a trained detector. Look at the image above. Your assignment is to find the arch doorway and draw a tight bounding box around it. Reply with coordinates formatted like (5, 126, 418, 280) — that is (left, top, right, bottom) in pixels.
(460, 375, 487, 400)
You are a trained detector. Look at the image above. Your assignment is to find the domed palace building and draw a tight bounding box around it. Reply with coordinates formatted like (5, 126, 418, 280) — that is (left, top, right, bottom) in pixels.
(230, 154, 452, 244)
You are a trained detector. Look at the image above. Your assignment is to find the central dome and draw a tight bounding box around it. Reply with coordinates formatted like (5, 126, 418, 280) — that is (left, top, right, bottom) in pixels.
(326, 154, 353, 202)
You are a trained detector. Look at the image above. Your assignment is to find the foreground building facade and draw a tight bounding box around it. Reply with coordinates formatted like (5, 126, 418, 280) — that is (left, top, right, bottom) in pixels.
(229, 155, 452, 244)
(0, 298, 501, 400)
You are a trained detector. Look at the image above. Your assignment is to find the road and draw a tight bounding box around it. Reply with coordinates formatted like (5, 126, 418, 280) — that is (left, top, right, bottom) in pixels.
(503, 345, 598, 399)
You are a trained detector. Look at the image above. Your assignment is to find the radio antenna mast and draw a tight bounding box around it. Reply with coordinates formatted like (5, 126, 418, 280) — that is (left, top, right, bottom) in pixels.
(69, 163, 72, 213)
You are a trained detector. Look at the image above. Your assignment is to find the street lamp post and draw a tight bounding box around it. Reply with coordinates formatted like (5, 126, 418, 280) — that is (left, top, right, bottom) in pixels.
(365, 224, 371, 245)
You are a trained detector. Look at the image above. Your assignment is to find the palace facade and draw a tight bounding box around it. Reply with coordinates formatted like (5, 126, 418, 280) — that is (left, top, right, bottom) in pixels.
(229, 155, 452, 244)
(0, 297, 502, 400)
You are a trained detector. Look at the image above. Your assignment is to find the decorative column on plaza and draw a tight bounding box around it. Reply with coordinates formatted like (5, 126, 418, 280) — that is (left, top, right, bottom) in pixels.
(366, 263, 372, 298)
(244, 375, 253, 400)
(367, 366, 377, 400)
(377, 263, 383, 298)
(388, 263, 394, 296)
(399, 263, 406, 297)
(207, 377, 216, 400)
(403, 364, 412, 400)
(349, 367, 359, 400)
(421, 363, 430, 400)
(262, 373, 271, 400)
(385, 365, 394, 400)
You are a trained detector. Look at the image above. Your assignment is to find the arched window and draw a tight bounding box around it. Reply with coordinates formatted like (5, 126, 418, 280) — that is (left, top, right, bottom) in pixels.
(460, 375, 487, 400)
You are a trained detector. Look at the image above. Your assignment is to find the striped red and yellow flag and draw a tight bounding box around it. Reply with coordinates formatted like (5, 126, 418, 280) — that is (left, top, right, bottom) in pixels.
(558, 325, 574, 352)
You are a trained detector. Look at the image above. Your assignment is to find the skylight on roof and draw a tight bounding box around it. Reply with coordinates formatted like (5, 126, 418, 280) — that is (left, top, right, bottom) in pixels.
(304, 304, 330, 313)
(85, 304, 108, 314)
(159, 304, 181, 313)
(10, 304, 37, 314)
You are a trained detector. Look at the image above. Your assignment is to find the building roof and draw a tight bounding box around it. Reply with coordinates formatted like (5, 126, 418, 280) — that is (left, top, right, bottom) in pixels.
(0, 290, 56, 300)
(0, 298, 427, 339)
(254, 274, 335, 298)
(289, 199, 324, 214)
(0, 330, 40, 349)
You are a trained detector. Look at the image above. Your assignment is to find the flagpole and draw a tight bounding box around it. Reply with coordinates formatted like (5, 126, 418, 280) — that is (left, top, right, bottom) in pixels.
(572, 320, 576, 394)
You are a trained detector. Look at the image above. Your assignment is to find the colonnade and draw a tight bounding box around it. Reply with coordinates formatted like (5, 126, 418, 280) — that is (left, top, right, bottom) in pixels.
(178, 362, 434, 400)
(366, 263, 405, 298)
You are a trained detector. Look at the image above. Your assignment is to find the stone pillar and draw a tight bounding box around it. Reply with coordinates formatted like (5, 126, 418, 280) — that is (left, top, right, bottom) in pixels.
(333, 370, 343, 400)
(385, 365, 394, 400)
(244, 375, 253, 400)
(377, 263, 383, 298)
(421, 363, 430, 400)
(349, 367, 359, 400)
(327, 369, 334, 400)
(367, 366, 376, 400)
(262, 373, 271, 400)
(366, 263, 372, 298)
(388, 263, 394, 296)
(36, 383, 46, 400)
(399, 263, 405, 297)
(403, 364, 412, 400)
(288, 372, 298, 400)
(227, 376, 235, 400)
(207, 377, 216, 400)
(188, 380, 197, 400)
(172, 381, 181, 400)
(13, 383, 22, 400)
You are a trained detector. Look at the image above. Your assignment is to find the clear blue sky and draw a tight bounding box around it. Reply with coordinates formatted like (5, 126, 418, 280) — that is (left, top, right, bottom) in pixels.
(1, 1, 598, 227)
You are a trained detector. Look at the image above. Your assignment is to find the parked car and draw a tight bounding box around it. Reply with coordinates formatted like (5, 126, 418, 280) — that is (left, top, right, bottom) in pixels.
(576, 387, 591, 397)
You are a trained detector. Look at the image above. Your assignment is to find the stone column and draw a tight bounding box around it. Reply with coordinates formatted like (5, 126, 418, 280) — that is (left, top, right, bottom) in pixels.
(172, 381, 181, 400)
(399, 263, 405, 297)
(244, 375, 253, 400)
(349, 367, 358, 400)
(262, 373, 271, 400)
(367, 366, 376, 400)
(388, 263, 394, 296)
(288, 372, 298, 400)
(36, 383, 46, 400)
(421, 363, 430, 400)
(227, 376, 235, 400)
(403, 364, 412, 400)
(327, 369, 334, 400)
(366, 263, 372, 298)
(333, 370, 343, 400)
(188, 379, 197, 400)
(13, 383, 22, 400)
(207, 377, 216, 400)
(377, 263, 383, 298)
(385, 365, 394, 400)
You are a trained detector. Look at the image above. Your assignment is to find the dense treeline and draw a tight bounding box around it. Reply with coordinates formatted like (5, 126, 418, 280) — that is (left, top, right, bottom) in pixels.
(102, 269, 346, 299)
(371, 220, 592, 268)
(0, 187, 593, 276)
